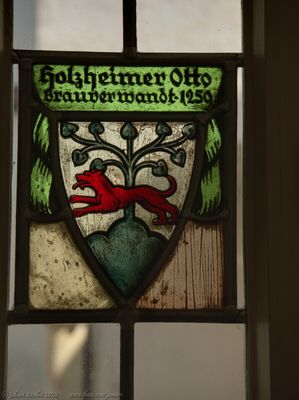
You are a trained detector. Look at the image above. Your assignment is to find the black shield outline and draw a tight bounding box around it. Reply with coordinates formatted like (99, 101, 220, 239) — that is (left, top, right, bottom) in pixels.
(50, 112, 208, 306)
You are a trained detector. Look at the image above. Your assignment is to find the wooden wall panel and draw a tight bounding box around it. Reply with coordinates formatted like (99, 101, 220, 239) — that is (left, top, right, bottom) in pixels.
(137, 221, 224, 309)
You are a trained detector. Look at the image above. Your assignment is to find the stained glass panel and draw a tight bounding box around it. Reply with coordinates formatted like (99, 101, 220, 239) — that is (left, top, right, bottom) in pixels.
(15, 59, 234, 314)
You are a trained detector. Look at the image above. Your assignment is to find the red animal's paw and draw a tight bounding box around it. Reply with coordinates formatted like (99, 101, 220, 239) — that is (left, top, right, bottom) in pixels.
(153, 217, 168, 226)
(70, 195, 78, 203)
(72, 209, 84, 218)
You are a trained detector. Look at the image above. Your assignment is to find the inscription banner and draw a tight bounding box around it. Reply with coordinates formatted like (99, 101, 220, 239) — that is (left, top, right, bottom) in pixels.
(33, 65, 222, 112)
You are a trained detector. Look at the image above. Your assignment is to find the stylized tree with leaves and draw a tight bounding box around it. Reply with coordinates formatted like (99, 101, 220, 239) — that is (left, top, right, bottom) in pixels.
(61, 121, 196, 216)
(31, 115, 222, 219)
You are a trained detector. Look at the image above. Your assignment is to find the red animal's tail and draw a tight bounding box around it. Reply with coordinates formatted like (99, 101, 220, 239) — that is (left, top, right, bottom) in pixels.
(161, 175, 177, 197)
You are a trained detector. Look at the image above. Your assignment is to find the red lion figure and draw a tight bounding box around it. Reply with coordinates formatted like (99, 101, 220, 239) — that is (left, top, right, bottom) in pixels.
(69, 169, 179, 225)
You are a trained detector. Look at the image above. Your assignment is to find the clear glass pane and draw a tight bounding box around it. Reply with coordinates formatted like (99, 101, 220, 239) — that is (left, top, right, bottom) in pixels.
(137, 0, 242, 53)
(7, 324, 120, 399)
(135, 323, 246, 400)
(13, 0, 123, 52)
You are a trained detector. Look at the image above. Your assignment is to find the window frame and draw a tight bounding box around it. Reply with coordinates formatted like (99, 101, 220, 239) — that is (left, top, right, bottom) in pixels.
(10, 4, 241, 396)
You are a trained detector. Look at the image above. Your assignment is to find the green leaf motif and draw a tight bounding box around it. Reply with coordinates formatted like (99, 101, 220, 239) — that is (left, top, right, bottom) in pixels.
(170, 149, 186, 167)
(33, 113, 50, 153)
(120, 122, 138, 139)
(199, 161, 221, 215)
(152, 160, 168, 177)
(196, 118, 222, 216)
(30, 158, 53, 214)
(72, 149, 89, 166)
(205, 119, 221, 163)
(90, 158, 106, 171)
(182, 122, 196, 139)
(61, 122, 79, 138)
(89, 121, 105, 136)
(156, 122, 172, 137)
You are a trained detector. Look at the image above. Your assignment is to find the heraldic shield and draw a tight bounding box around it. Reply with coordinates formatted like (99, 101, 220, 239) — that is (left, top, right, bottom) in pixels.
(58, 120, 202, 298)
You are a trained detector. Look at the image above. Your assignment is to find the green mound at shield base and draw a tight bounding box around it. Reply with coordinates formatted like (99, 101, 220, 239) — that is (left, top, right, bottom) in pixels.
(87, 218, 166, 297)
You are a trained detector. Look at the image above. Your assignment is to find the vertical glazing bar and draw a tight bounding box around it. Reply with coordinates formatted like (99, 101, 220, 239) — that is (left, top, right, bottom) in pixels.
(14, 59, 32, 311)
(120, 320, 134, 400)
(83, 326, 93, 400)
(123, 0, 137, 56)
(0, 0, 13, 393)
(223, 62, 238, 309)
(237, 67, 245, 309)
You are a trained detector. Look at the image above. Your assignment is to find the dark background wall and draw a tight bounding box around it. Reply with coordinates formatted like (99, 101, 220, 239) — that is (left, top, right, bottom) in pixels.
(245, 0, 299, 399)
